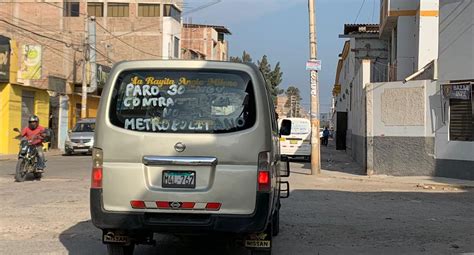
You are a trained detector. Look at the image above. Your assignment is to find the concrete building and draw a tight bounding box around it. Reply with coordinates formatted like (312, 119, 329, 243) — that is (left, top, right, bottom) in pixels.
(332, 22, 440, 177)
(275, 95, 289, 119)
(380, 0, 439, 81)
(332, 0, 474, 180)
(181, 23, 231, 61)
(434, 0, 474, 179)
(332, 24, 388, 161)
(0, 0, 182, 154)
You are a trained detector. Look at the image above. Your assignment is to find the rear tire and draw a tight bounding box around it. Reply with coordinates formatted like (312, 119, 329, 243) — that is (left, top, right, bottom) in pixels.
(14, 160, 28, 182)
(107, 244, 135, 255)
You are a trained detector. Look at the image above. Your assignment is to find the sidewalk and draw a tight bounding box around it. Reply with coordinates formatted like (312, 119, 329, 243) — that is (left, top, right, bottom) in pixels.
(316, 139, 474, 190)
(0, 149, 64, 161)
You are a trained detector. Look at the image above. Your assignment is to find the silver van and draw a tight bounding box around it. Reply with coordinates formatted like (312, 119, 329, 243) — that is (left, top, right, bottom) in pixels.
(90, 60, 292, 255)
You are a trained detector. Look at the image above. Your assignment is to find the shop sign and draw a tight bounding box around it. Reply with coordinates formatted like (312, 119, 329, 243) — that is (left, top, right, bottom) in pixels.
(19, 45, 42, 80)
(442, 83, 472, 100)
(0, 36, 10, 82)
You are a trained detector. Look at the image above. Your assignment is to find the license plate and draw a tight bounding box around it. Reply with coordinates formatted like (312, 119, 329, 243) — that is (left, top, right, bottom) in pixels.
(290, 140, 298, 144)
(162, 171, 196, 188)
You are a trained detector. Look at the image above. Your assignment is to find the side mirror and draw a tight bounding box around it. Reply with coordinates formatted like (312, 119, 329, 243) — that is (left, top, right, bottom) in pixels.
(279, 119, 292, 136)
(13, 128, 20, 133)
(280, 155, 291, 178)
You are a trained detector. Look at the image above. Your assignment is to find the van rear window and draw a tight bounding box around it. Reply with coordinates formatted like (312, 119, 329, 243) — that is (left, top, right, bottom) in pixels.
(109, 70, 256, 133)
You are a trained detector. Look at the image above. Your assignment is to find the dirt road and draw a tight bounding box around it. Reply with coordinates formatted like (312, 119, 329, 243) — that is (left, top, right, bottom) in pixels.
(1, 151, 474, 254)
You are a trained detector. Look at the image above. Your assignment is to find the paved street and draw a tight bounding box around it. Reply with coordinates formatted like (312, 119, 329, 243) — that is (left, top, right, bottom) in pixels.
(1, 146, 474, 255)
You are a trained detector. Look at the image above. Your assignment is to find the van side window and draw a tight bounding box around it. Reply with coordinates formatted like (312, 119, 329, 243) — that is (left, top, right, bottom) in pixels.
(108, 70, 256, 134)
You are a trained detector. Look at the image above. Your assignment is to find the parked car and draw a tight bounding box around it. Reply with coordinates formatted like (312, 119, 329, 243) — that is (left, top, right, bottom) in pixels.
(90, 60, 291, 255)
(65, 118, 95, 155)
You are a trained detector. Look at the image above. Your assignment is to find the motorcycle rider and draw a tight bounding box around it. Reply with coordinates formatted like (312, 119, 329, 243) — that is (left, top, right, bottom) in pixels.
(21, 115, 46, 172)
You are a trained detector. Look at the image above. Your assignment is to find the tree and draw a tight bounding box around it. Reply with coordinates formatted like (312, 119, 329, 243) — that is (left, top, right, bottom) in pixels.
(230, 52, 284, 101)
(258, 55, 283, 101)
(229, 51, 253, 63)
(269, 62, 284, 95)
(242, 51, 253, 63)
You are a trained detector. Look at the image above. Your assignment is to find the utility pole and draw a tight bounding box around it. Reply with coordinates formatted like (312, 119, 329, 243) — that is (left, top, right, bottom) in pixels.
(81, 16, 88, 119)
(81, 16, 97, 118)
(88, 16, 97, 93)
(308, 0, 321, 175)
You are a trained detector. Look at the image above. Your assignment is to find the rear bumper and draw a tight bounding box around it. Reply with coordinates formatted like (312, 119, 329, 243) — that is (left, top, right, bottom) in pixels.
(90, 189, 271, 234)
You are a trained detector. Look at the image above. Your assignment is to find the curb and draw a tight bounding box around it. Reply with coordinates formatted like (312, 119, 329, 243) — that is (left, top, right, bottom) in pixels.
(322, 172, 474, 190)
(0, 151, 64, 162)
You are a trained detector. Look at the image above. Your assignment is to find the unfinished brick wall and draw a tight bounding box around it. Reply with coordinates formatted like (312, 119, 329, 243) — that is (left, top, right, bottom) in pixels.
(0, 0, 167, 88)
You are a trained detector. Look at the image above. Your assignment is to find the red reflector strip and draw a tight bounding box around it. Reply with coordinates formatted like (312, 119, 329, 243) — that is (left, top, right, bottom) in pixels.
(130, 200, 146, 209)
(156, 201, 170, 209)
(205, 202, 221, 211)
(91, 167, 103, 189)
(181, 202, 195, 209)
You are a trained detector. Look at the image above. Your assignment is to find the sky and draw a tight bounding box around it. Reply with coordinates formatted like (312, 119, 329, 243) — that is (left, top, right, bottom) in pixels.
(189, 0, 380, 114)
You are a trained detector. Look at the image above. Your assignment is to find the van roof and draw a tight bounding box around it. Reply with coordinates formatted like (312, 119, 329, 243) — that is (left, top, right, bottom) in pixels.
(109, 60, 261, 75)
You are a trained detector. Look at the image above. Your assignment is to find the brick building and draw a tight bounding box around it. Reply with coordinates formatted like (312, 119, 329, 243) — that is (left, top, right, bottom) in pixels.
(181, 23, 231, 61)
(0, 0, 182, 154)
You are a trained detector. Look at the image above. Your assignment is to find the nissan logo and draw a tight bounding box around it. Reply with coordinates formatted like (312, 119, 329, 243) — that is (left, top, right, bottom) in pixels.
(170, 201, 181, 209)
(174, 142, 186, 152)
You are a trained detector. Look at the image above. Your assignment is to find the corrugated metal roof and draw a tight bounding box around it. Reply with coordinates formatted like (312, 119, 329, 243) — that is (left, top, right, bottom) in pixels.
(344, 24, 379, 35)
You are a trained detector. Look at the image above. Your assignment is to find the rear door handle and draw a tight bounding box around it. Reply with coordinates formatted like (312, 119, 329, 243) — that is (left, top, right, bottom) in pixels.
(143, 156, 218, 166)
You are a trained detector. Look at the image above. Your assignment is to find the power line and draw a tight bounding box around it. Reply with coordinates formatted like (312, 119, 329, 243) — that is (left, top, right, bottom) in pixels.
(95, 21, 163, 58)
(354, 0, 367, 23)
(44, 1, 87, 16)
(0, 9, 77, 41)
(0, 18, 78, 47)
(0, 23, 78, 71)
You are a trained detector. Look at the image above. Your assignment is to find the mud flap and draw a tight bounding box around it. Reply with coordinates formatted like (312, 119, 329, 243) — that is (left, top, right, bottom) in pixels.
(244, 225, 272, 251)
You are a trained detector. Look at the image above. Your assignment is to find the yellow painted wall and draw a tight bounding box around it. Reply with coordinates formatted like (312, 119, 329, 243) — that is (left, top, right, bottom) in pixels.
(0, 84, 49, 155)
(68, 94, 100, 129)
(0, 83, 11, 154)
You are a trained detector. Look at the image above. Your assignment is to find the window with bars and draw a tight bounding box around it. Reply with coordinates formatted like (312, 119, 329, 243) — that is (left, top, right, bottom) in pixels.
(164, 4, 181, 21)
(88, 3, 104, 17)
(63, 1, 80, 17)
(107, 3, 129, 17)
(138, 4, 160, 17)
(449, 96, 474, 142)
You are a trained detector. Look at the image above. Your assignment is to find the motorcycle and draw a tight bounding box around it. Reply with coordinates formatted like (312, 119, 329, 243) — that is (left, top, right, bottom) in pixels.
(12, 128, 48, 182)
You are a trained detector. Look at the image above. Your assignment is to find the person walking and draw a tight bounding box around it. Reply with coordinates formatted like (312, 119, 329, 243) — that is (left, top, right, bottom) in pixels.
(322, 127, 330, 146)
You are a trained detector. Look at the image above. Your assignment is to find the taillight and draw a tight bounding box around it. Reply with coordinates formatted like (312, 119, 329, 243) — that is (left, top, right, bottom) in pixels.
(257, 152, 271, 192)
(91, 148, 103, 189)
(130, 200, 146, 209)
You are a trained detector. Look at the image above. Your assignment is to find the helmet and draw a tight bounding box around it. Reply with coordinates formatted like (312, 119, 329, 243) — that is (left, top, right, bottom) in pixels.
(29, 115, 39, 123)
